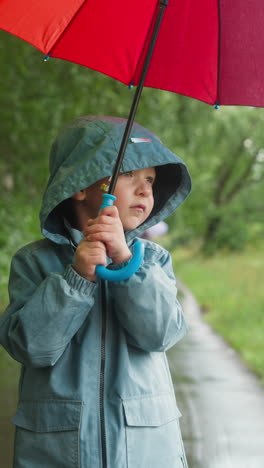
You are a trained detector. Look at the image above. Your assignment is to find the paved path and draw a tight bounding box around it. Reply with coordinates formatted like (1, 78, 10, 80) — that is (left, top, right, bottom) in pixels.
(167, 283, 264, 468)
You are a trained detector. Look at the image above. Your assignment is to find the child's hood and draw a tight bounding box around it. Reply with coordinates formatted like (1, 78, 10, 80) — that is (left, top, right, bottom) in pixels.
(40, 116, 192, 244)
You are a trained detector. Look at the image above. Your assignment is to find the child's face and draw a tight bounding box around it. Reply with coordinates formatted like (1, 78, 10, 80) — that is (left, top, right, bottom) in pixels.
(114, 167, 156, 230)
(73, 167, 156, 231)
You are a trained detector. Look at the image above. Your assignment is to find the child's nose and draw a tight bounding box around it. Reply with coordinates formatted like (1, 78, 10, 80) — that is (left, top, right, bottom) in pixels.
(135, 181, 152, 196)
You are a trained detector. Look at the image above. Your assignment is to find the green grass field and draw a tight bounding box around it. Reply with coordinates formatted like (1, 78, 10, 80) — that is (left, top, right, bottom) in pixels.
(171, 242, 264, 384)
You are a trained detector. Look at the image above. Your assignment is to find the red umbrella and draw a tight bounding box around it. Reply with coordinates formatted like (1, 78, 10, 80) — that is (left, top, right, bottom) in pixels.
(1, 0, 264, 278)
(1, 0, 264, 179)
(1, 0, 264, 107)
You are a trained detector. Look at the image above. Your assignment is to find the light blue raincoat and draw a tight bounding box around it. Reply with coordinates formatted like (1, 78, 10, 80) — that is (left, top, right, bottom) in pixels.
(0, 117, 191, 468)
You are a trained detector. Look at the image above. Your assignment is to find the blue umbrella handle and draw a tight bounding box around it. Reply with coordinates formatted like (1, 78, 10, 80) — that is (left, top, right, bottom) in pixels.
(95, 194, 145, 281)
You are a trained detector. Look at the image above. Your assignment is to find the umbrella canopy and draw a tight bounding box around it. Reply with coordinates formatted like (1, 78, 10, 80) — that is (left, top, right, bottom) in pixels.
(1, 0, 264, 107)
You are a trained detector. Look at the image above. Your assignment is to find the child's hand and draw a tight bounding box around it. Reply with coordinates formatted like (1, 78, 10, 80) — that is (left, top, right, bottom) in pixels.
(83, 206, 132, 265)
(73, 239, 107, 282)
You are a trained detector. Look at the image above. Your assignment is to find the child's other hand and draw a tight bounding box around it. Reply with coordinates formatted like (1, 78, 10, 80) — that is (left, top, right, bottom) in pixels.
(73, 240, 107, 282)
(83, 206, 132, 265)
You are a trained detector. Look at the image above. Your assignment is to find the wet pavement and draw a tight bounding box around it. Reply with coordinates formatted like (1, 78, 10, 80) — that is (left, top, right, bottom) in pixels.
(167, 282, 264, 468)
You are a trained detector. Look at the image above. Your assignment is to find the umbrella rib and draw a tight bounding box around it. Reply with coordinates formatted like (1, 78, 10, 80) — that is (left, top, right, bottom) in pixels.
(216, 0, 221, 106)
(129, 1, 162, 87)
(45, 0, 88, 56)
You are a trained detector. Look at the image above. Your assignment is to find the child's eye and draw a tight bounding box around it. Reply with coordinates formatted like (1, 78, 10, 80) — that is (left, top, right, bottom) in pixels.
(145, 176, 155, 185)
(122, 171, 133, 177)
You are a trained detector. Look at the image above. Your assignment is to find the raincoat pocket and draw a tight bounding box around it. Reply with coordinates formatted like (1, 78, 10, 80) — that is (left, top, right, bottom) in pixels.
(12, 400, 83, 468)
(123, 393, 186, 468)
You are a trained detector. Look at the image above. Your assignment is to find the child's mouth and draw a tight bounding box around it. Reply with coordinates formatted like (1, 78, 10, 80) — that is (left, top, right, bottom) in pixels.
(130, 204, 146, 213)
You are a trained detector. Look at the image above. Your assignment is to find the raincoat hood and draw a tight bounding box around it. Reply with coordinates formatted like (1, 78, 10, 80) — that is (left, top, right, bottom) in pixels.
(40, 116, 191, 244)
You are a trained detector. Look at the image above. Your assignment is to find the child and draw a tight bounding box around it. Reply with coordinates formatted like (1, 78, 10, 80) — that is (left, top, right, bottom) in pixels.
(0, 116, 191, 468)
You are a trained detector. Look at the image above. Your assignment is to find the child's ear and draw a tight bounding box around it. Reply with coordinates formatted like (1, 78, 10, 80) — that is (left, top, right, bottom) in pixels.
(72, 190, 86, 201)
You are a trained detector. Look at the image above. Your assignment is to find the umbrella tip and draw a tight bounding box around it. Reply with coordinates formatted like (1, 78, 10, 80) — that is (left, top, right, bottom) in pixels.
(43, 54, 51, 62)
(128, 82, 134, 90)
(214, 102, 220, 110)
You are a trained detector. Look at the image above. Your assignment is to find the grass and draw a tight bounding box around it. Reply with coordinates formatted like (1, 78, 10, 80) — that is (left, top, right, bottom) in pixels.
(171, 242, 264, 384)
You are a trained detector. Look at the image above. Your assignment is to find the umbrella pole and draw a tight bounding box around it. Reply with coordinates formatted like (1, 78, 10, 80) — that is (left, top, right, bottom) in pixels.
(96, 0, 168, 280)
(108, 0, 169, 194)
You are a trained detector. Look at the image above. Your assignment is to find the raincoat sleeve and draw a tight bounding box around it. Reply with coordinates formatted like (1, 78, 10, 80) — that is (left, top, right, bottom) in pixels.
(0, 245, 98, 368)
(110, 242, 188, 352)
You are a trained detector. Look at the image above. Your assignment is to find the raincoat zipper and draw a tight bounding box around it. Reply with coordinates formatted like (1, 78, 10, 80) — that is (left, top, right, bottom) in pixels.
(69, 237, 108, 467)
(100, 279, 108, 468)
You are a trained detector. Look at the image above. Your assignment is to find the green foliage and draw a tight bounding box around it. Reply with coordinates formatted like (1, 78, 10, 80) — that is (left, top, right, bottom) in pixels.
(0, 194, 40, 309)
(169, 104, 264, 252)
(204, 217, 249, 255)
(201, 203, 250, 255)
